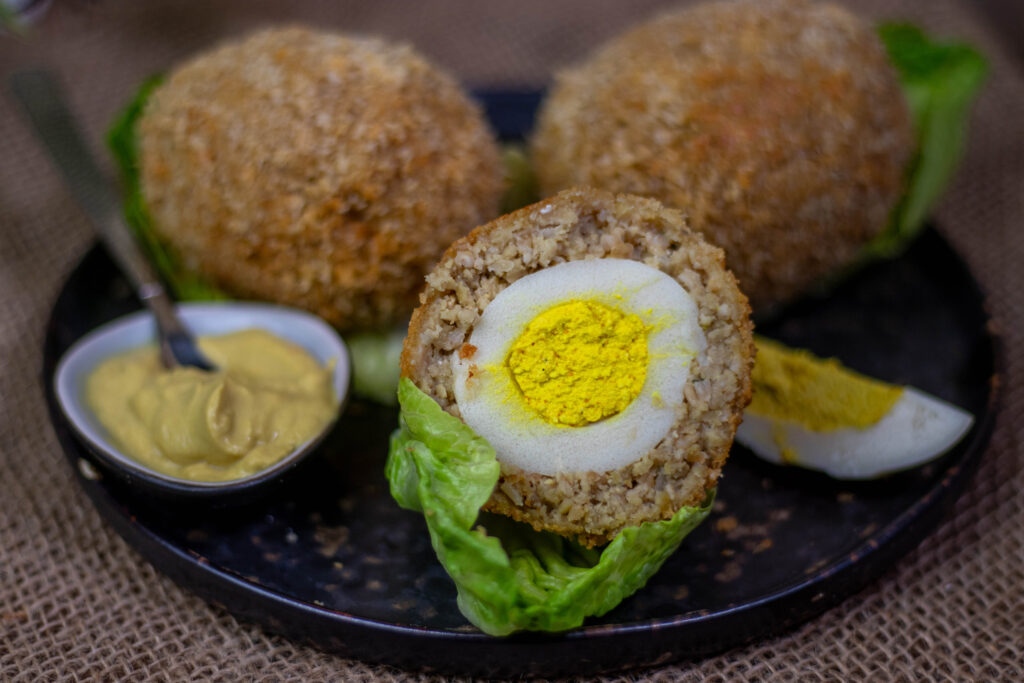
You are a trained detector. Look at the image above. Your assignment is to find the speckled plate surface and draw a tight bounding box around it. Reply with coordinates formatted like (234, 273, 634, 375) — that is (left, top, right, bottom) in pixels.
(42, 92, 999, 678)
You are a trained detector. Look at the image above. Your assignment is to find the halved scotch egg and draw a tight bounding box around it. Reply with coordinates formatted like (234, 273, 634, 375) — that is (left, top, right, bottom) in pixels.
(401, 188, 754, 547)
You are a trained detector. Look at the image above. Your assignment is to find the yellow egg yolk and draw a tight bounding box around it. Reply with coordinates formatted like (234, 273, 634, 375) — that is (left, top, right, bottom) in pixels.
(505, 300, 649, 426)
(748, 336, 903, 431)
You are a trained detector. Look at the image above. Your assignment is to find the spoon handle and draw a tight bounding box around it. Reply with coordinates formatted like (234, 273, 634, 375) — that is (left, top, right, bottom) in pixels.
(9, 70, 212, 370)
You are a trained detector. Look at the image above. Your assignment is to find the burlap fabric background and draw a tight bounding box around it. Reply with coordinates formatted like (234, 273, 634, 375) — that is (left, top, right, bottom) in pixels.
(1, 1, 1020, 680)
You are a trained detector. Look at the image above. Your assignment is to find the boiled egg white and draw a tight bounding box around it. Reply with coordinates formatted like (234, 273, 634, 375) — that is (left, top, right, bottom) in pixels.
(735, 343, 975, 480)
(451, 258, 706, 476)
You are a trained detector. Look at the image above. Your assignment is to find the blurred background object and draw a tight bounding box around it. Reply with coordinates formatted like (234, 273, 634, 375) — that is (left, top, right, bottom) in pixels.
(0, 0, 51, 33)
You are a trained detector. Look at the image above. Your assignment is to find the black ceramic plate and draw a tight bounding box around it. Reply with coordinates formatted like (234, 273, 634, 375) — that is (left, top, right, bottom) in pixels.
(42, 92, 999, 678)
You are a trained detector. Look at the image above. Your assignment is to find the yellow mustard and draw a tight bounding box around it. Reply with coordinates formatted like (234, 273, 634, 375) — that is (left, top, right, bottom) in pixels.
(748, 336, 902, 432)
(86, 329, 338, 482)
(505, 299, 649, 426)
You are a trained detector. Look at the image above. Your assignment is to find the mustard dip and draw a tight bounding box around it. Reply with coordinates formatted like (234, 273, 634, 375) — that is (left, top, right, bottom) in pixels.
(86, 329, 338, 482)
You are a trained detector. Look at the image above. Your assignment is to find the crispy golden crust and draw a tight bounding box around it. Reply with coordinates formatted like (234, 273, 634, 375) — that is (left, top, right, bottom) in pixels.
(139, 26, 502, 331)
(530, 0, 913, 312)
(402, 188, 754, 546)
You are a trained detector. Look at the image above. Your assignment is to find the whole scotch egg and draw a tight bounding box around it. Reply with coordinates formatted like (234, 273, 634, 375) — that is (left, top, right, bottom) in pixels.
(530, 0, 914, 313)
(138, 26, 502, 331)
(401, 188, 754, 547)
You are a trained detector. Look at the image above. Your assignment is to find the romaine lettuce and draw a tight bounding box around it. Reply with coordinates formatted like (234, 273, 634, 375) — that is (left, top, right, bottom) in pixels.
(499, 143, 540, 214)
(107, 74, 226, 302)
(386, 377, 712, 635)
(868, 23, 988, 258)
(346, 327, 406, 406)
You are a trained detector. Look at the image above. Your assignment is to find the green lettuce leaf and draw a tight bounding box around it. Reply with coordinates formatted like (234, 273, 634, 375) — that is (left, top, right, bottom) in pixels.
(0, 4, 26, 36)
(867, 23, 988, 258)
(346, 327, 406, 406)
(386, 377, 713, 636)
(499, 143, 540, 214)
(107, 75, 226, 301)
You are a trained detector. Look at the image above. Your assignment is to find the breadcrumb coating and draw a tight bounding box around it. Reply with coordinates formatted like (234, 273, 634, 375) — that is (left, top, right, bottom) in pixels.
(402, 188, 754, 547)
(139, 26, 502, 330)
(531, 0, 913, 312)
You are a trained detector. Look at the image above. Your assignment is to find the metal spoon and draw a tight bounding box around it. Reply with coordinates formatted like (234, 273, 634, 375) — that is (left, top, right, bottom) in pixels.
(10, 69, 214, 371)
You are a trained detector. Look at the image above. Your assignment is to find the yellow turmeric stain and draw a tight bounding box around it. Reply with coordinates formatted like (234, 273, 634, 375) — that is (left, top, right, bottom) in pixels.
(505, 300, 649, 426)
(749, 336, 902, 432)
